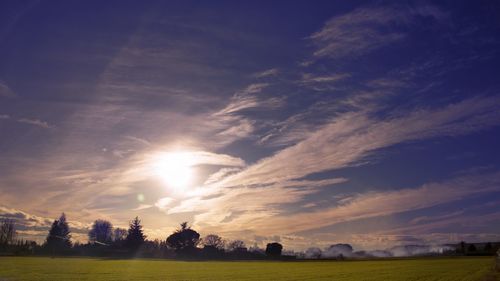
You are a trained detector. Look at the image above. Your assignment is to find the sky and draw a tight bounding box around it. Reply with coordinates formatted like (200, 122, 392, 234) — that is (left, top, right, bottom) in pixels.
(1, 0, 500, 251)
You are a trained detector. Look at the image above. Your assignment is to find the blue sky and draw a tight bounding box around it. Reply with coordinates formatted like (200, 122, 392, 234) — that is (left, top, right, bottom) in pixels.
(1, 0, 500, 250)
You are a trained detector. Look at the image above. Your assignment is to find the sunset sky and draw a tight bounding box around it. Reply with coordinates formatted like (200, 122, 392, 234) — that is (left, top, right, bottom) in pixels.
(1, 1, 500, 250)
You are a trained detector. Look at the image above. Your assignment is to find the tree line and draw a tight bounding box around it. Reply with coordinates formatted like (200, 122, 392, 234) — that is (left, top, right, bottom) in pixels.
(1, 215, 499, 259)
(0, 214, 287, 259)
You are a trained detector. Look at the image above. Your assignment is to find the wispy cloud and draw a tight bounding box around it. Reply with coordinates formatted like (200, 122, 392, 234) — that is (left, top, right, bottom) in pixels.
(1, 1, 498, 249)
(254, 68, 279, 78)
(204, 167, 241, 185)
(187, 151, 246, 167)
(238, 83, 269, 95)
(17, 118, 54, 129)
(132, 204, 153, 211)
(215, 96, 260, 116)
(124, 136, 151, 147)
(0, 206, 90, 242)
(215, 83, 272, 116)
(383, 210, 500, 238)
(268, 171, 500, 234)
(191, 171, 500, 240)
(221, 95, 500, 188)
(150, 93, 500, 244)
(366, 78, 408, 89)
(0, 81, 16, 98)
(216, 118, 255, 139)
(258, 101, 340, 147)
(168, 178, 347, 217)
(409, 210, 465, 225)
(301, 73, 351, 84)
(309, 4, 448, 60)
(298, 73, 352, 92)
(155, 197, 174, 211)
(211, 82, 284, 144)
(0, 206, 52, 229)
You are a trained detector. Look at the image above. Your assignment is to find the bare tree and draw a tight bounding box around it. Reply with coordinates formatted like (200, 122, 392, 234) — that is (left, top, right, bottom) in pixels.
(202, 234, 225, 250)
(0, 219, 16, 248)
(113, 228, 127, 242)
(227, 240, 246, 252)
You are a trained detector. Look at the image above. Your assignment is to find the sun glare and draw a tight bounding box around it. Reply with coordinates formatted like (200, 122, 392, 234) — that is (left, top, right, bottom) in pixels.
(153, 152, 195, 190)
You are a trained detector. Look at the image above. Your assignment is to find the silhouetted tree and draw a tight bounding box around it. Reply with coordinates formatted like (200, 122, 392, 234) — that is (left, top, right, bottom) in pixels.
(45, 213, 72, 253)
(227, 240, 246, 252)
(0, 219, 16, 249)
(125, 217, 145, 250)
(113, 227, 127, 242)
(201, 234, 224, 258)
(266, 242, 283, 257)
(88, 220, 113, 245)
(468, 244, 476, 252)
(202, 234, 225, 250)
(484, 242, 493, 254)
(166, 222, 200, 256)
(459, 241, 466, 254)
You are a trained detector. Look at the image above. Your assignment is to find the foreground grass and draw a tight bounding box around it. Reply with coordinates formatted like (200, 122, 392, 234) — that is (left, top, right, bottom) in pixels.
(0, 256, 497, 281)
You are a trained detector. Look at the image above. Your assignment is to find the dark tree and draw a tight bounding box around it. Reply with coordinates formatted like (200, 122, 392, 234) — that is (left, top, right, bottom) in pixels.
(88, 220, 113, 245)
(125, 217, 146, 250)
(202, 234, 225, 250)
(459, 241, 466, 254)
(166, 222, 200, 255)
(468, 244, 477, 252)
(484, 242, 493, 253)
(45, 213, 72, 252)
(227, 240, 246, 252)
(266, 242, 283, 257)
(58, 213, 71, 246)
(0, 219, 16, 249)
(201, 234, 224, 258)
(113, 227, 127, 242)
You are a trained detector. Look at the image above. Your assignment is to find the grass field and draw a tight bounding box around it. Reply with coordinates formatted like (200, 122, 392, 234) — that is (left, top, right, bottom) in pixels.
(0, 256, 498, 281)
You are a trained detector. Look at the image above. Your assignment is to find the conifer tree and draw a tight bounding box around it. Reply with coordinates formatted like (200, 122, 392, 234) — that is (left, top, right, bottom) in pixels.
(125, 217, 145, 250)
(45, 213, 72, 253)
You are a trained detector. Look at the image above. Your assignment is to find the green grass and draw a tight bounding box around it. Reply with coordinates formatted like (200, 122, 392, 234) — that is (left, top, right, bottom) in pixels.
(0, 256, 497, 281)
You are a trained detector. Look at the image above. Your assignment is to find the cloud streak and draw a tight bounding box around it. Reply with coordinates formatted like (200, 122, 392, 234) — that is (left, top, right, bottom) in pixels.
(1, 1, 499, 249)
(309, 4, 448, 59)
(301, 73, 351, 84)
(254, 68, 279, 78)
(220, 95, 500, 188)
(215, 83, 271, 116)
(0, 81, 16, 98)
(163, 94, 500, 242)
(0, 206, 90, 242)
(17, 118, 54, 129)
(192, 171, 500, 239)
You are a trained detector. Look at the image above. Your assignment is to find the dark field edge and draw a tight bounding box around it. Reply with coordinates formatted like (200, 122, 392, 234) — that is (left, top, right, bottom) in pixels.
(0, 254, 496, 262)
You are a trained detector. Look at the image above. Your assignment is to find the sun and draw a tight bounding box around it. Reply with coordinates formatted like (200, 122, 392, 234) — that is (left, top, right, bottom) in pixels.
(153, 152, 195, 190)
